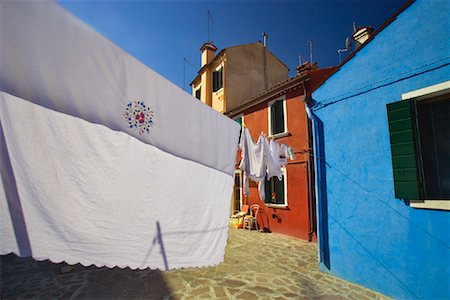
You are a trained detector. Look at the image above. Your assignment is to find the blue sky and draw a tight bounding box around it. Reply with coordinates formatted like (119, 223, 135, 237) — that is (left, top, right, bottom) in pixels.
(59, 0, 405, 92)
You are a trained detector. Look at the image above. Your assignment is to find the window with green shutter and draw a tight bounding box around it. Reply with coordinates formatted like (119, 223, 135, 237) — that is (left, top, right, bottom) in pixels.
(387, 99, 421, 199)
(195, 87, 201, 100)
(264, 169, 287, 206)
(269, 99, 286, 136)
(387, 95, 450, 200)
(213, 67, 223, 92)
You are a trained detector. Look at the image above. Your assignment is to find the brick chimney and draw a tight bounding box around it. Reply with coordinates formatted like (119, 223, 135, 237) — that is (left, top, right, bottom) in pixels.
(296, 61, 318, 75)
(200, 42, 217, 67)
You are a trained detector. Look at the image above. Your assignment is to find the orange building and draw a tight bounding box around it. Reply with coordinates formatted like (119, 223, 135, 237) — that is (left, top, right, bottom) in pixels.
(227, 62, 337, 241)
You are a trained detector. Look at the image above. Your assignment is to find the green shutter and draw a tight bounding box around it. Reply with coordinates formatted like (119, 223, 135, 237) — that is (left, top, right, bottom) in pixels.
(264, 179, 271, 203)
(212, 71, 218, 92)
(218, 67, 223, 89)
(387, 100, 421, 199)
(270, 101, 285, 135)
(273, 176, 285, 204)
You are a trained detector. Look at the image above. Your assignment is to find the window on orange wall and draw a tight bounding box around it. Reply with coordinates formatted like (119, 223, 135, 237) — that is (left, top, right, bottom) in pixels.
(269, 97, 287, 136)
(264, 168, 287, 206)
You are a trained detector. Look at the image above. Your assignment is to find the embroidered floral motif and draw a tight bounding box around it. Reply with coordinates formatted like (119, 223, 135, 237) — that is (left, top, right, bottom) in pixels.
(124, 101, 154, 134)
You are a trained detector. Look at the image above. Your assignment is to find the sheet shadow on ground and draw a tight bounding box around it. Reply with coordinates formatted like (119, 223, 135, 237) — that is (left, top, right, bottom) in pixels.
(0, 254, 173, 299)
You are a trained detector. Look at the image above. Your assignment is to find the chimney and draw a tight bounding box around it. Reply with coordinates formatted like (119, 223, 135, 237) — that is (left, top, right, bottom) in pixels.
(296, 61, 318, 75)
(200, 42, 217, 67)
(352, 26, 374, 50)
(262, 32, 268, 47)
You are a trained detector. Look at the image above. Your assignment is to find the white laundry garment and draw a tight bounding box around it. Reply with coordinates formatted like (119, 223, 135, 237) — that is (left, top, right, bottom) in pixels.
(267, 139, 282, 180)
(287, 146, 296, 160)
(239, 128, 249, 196)
(0, 92, 234, 270)
(258, 181, 267, 201)
(239, 128, 267, 196)
(239, 128, 266, 179)
(280, 144, 289, 166)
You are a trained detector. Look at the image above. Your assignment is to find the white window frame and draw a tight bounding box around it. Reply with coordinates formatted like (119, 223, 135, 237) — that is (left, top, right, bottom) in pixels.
(233, 169, 243, 211)
(401, 80, 450, 211)
(265, 167, 288, 208)
(194, 86, 201, 100)
(268, 96, 288, 138)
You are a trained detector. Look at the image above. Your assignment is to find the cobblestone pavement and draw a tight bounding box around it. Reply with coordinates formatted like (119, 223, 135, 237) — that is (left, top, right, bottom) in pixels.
(1, 227, 390, 299)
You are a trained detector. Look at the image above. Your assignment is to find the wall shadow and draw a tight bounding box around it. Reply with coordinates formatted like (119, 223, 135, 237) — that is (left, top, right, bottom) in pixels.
(312, 114, 330, 270)
(257, 208, 272, 232)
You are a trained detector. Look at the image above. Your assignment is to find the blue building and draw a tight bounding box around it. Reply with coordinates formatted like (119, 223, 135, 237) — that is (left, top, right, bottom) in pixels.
(309, 0, 450, 299)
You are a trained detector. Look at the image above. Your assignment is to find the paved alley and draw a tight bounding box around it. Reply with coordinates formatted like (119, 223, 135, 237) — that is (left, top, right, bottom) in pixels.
(1, 227, 389, 299)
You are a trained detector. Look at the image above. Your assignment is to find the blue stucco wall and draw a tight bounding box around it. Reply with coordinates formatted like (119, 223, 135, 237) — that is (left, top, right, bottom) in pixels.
(311, 1, 450, 299)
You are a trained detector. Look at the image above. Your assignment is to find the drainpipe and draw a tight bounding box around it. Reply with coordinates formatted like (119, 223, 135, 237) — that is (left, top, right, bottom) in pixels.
(306, 125, 315, 242)
(305, 104, 327, 269)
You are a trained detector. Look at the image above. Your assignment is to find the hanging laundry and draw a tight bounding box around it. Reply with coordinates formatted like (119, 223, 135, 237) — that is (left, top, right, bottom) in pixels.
(239, 128, 293, 201)
(239, 128, 268, 196)
(287, 146, 295, 160)
(0, 2, 240, 271)
(279, 144, 295, 166)
(267, 139, 282, 180)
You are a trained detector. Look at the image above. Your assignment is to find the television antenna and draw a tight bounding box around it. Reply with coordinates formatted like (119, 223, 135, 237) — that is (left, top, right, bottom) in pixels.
(207, 10, 213, 42)
(337, 37, 351, 64)
(183, 57, 193, 91)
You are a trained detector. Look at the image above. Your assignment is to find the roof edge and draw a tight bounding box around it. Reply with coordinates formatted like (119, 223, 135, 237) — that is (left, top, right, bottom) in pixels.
(190, 41, 289, 86)
(324, 0, 415, 81)
(226, 73, 308, 118)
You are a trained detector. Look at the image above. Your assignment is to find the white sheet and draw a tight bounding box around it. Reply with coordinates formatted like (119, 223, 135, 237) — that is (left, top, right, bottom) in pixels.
(0, 92, 233, 270)
(0, 1, 239, 175)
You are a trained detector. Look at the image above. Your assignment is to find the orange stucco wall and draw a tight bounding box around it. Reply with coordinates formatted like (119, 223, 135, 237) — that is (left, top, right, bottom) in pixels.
(241, 89, 316, 241)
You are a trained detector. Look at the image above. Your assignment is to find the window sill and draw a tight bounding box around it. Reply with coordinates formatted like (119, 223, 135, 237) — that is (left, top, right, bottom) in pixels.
(269, 131, 291, 139)
(213, 88, 224, 94)
(266, 204, 289, 209)
(410, 200, 450, 211)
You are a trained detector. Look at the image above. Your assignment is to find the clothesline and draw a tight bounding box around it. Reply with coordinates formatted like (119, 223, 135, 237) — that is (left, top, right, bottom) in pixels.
(239, 127, 296, 200)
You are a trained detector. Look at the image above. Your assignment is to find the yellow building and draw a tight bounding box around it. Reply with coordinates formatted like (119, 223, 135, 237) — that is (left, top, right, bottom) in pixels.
(191, 41, 289, 216)
(190, 41, 289, 114)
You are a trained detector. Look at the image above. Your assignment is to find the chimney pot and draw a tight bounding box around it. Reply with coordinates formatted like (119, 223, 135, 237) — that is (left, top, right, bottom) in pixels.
(200, 42, 217, 67)
(262, 32, 268, 47)
(352, 26, 374, 50)
(296, 61, 318, 74)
